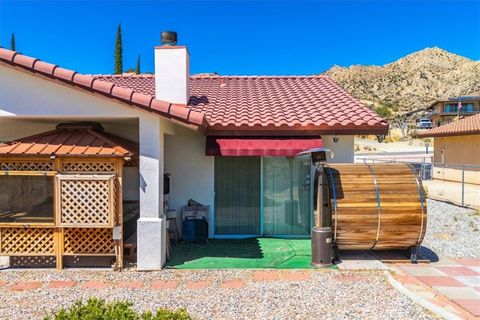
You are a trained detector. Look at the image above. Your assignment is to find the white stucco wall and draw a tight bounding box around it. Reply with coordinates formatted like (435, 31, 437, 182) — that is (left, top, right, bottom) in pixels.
(163, 133, 353, 216)
(0, 64, 175, 270)
(164, 126, 214, 212)
(322, 135, 355, 163)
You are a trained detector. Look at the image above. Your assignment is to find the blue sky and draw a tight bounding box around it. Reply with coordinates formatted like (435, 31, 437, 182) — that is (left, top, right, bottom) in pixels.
(0, 1, 479, 75)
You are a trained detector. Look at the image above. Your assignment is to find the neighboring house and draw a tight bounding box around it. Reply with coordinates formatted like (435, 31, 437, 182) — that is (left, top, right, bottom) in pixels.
(427, 95, 480, 127)
(0, 34, 388, 270)
(418, 114, 480, 185)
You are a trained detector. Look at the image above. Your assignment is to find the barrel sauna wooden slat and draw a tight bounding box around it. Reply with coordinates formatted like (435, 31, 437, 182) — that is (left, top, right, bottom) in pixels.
(325, 163, 427, 250)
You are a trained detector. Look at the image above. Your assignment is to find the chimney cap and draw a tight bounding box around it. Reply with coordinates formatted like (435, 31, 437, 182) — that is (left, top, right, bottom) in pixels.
(161, 31, 177, 46)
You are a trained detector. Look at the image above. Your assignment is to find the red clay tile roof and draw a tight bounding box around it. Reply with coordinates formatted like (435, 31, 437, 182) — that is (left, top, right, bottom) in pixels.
(94, 74, 389, 135)
(0, 47, 388, 135)
(417, 114, 480, 137)
(0, 48, 207, 131)
(0, 123, 137, 158)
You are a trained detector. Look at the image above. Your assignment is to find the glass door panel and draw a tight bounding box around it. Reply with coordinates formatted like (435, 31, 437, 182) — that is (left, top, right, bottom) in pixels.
(214, 156, 261, 235)
(263, 156, 311, 236)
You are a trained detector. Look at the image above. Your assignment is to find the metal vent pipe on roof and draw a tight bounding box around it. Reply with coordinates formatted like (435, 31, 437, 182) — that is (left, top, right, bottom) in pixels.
(161, 31, 177, 46)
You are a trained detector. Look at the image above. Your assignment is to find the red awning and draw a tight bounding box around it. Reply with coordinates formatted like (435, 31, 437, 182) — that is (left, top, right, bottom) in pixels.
(206, 136, 323, 156)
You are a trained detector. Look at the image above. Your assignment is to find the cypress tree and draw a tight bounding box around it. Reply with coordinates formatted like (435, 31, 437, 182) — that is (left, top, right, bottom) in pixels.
(135, 54, 141, 74)
(10, 33, 15, 51)
(114, 24, 123, 74)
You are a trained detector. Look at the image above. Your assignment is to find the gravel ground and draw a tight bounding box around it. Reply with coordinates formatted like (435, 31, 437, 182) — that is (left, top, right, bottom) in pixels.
(0, 269, 437, 320)
(420, 199, 480, 260)
(0, 198, 474, 319)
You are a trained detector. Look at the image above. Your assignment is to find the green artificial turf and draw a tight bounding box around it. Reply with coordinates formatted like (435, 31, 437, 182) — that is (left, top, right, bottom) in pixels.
(165, 238, 337, 269)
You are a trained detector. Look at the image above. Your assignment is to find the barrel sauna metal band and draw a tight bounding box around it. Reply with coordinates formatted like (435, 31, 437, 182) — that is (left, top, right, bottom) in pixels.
(325, 166, 338, 242)
(366, 164, 381, 250)
(408, 164, 426, 244)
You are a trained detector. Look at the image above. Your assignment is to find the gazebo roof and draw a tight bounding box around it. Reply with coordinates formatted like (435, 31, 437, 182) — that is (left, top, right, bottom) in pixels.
(0, 122, 137, 158)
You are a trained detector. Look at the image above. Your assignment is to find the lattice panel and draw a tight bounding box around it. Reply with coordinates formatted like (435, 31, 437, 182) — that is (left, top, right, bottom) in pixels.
(0, 161, 54, 171)
(59, 177, 113, 226)
(0, 228, 55, 255)
(63, 228, 115, 255)
(62, 162, 116, 173)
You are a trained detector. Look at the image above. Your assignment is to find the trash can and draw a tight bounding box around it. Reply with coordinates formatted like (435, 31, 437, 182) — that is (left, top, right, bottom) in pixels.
(182, 218, 208, 243)
(311, 226, 333, 267)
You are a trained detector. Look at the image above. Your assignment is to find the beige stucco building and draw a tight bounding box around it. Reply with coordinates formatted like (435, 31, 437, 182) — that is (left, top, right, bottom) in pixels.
(418, 114, 480, 185)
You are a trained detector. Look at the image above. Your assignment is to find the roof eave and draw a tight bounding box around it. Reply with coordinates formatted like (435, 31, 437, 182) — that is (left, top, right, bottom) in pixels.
(206, 123, 389, 136)
(417, 131, 480, 138)
(0, 48, 207, 132)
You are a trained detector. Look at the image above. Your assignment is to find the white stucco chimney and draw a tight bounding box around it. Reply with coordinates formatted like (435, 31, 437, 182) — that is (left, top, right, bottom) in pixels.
(154, 31, 190, 105)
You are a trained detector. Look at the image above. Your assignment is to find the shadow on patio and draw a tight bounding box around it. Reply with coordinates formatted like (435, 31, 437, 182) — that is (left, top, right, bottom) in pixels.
(165, 238, 328, 269)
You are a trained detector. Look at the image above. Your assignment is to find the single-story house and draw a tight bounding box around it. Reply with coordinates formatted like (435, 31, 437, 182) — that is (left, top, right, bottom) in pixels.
(417, 114, 480, 184)
(0, 34, 388, 270)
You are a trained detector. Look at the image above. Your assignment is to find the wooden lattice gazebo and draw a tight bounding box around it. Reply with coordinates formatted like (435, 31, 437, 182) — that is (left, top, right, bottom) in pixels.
(0, 122, 137, 269)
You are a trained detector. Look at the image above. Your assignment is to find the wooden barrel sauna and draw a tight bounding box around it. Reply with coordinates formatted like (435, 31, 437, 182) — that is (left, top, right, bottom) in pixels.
(323, 163, 427, 250)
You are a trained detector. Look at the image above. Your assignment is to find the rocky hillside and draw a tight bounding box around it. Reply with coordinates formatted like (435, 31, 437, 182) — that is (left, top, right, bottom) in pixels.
(323, 47, 480, 115)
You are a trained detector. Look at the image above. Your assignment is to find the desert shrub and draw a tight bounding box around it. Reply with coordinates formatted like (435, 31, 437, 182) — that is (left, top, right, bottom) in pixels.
(44, 298, 192, 320)
(383, 134, 401, 143)
(374, 105, 392, 119)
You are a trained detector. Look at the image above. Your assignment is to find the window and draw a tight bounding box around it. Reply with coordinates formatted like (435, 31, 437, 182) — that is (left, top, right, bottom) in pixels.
(464, 103, 475, 112)
(444, 103, 457, 113)
(444, 103, 475, 113)
(0, 175, 54, 223)
(214, 156, 312, 237)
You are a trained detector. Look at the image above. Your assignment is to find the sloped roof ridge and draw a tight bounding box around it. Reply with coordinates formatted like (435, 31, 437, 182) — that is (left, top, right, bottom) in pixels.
(0, 47, 207, 131)
(91, 73, 330, 79)
(89, 73, 155, 78)
(417, 114, 480, 137)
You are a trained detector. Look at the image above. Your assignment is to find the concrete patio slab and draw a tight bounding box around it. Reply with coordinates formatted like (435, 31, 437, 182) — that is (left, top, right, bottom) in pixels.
(432, 286, 480, 300)
(416, 276, 465, 287)
(469, 266, 480, 273)
(436, 266, 480, 276)
(392, 260, 480, 319)
(454, 276, 480, 287)
(453, 299, 480, 317)
(401, 266, 447, 277)
(336, 251, 388, 270)
(453, 259, 480, 266)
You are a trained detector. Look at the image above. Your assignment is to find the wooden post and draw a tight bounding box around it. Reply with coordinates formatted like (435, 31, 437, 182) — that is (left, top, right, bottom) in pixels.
(116, 159, 124, 269)
(55, 228, 64, 270)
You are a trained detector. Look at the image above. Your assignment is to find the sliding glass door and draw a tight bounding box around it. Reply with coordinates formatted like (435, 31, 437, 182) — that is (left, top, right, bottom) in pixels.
(214, 156, 261, 235)
(214, 156, 311, 237)
(263, 156, 311, 236)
